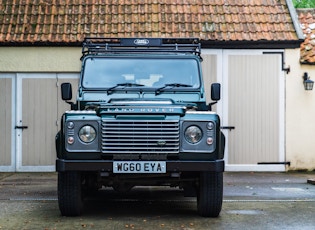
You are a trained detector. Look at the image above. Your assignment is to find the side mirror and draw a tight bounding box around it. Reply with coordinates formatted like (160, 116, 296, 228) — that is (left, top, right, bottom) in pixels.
(211, 83, 221, 101)
(209, 83, 221, 111)
(61, 83, 72, 101)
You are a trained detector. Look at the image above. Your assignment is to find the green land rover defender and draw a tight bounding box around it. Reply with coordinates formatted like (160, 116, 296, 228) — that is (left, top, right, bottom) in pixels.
(56, 38, 225, 217)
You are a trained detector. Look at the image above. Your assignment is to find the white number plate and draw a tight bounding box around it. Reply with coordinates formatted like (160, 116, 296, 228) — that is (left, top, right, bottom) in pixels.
(113, 161, 166, 173)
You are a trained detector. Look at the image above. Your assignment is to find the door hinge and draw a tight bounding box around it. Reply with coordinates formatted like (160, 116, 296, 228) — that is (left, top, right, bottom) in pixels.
(15, 125, 28, 130)
(258, 162, 291, 166)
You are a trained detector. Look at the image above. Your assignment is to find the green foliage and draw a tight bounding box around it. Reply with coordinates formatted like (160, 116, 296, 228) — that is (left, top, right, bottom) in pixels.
(293, 0, 315, 8)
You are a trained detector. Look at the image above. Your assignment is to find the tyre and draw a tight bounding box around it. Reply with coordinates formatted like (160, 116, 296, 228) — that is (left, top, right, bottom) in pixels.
(197, 172, 223, 217)
(58, 172, 83, 216)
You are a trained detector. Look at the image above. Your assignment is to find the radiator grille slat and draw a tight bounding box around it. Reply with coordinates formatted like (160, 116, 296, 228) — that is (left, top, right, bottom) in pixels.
(101, 119, 180, 154)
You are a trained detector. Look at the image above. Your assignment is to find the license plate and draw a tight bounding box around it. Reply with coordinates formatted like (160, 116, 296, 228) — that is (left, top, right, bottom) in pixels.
(113, 161, 166, 173)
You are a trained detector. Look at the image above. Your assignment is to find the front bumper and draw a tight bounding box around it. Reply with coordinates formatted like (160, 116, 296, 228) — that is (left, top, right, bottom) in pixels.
(56, 159, 225, 172)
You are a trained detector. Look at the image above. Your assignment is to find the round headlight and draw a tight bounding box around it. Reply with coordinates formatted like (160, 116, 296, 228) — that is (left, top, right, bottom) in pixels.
(79, 125, 96, 143)
(184, 125, 202, 144)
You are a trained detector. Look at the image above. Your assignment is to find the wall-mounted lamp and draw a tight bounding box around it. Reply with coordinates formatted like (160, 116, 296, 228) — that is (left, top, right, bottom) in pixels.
(303, 72, 314, 91)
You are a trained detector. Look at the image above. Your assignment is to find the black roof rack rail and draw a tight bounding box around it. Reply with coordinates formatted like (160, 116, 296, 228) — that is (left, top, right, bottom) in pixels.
(81, 37, 201, 59)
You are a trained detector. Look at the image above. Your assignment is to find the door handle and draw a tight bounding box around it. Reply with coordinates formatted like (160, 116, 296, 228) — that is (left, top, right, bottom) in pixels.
(15, 125, 28, 130)
(221, 126, 235, 131)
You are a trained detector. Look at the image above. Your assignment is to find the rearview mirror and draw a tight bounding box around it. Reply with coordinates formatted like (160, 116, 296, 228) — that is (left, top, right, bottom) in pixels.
(61, 83, 72, 101)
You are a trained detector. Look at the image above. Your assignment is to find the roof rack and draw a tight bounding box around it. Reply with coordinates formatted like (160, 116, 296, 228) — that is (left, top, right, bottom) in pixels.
(81, 37, 201, 59)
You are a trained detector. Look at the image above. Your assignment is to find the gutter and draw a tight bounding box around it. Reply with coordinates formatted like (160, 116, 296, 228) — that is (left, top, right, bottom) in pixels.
(0, 41, 82, 47)
(201, 39, 303, 49)
(0, 39, 303, 49)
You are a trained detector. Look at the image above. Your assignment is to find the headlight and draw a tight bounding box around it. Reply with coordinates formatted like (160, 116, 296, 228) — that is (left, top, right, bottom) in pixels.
(79, 125, 96, 143)
(184, 125, 202, 144)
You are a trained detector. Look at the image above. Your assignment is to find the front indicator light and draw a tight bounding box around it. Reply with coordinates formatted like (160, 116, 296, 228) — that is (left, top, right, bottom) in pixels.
(67, 121, 74, 129)
(79, 125, 96, 143)
(207, 122, 214, 130)
(184, 125, 202, 144)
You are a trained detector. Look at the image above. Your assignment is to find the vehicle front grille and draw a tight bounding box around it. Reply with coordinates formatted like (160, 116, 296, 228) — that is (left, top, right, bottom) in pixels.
(101, 119, 180, 154)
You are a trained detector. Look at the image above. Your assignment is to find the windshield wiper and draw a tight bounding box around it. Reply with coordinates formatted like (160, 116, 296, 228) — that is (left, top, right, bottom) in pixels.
(155, 83, 192, 95)
(107, 83, 144, 95)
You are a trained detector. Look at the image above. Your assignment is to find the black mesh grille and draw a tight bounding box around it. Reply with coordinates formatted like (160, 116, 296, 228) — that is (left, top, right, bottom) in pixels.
(101, 119, 179, 154)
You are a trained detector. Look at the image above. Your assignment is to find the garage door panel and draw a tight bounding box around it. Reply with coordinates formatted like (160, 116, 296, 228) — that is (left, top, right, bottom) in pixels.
(228, 55, 281, 165)
(202, 54, 218, 106)
(0, 77, 12, 166)
(22, 78, 57, 166)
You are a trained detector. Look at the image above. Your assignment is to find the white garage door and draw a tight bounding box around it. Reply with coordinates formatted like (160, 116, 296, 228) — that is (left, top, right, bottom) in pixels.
(223, 51, 285, 171)
(16, 73, 79, 171)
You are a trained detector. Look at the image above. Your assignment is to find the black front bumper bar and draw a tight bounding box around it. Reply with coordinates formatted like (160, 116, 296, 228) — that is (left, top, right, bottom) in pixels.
(56, 159, 225, 172)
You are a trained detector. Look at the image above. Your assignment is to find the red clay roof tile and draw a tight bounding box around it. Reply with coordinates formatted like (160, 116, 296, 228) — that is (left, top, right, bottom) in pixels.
(0, 0, 301, 45)
(297, 9, 315, 65)
(297, 9, 315, 64)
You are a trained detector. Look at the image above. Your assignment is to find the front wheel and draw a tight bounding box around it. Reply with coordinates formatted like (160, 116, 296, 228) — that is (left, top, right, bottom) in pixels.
(58, 172, 84, 216)
(197, 172, 223, 217)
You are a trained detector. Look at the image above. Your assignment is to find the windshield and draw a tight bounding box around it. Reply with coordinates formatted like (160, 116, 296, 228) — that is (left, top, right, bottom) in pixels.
(82, 57, 201, 89)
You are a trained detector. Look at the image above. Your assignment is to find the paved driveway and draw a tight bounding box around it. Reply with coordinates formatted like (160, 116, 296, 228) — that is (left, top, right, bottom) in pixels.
(0, 172, 314, 229)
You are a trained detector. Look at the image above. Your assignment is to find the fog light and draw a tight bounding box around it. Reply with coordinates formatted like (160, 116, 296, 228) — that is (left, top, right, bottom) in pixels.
(207, 137, 213, 145)
(67, 136, 74, 144)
